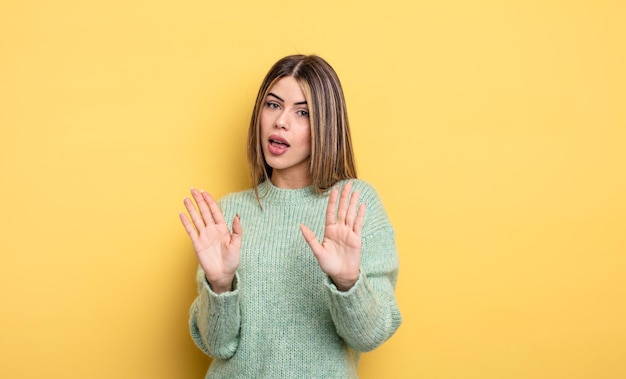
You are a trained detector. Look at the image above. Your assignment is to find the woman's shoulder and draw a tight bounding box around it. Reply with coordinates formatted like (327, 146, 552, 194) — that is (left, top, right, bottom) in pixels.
(336, 179, 394, 233)
(335, 178, 382, 202)
(217, 187, 256, 207)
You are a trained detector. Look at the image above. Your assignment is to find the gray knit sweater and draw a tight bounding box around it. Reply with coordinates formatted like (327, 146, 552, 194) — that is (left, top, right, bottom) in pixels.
(189, 179, 402, 378)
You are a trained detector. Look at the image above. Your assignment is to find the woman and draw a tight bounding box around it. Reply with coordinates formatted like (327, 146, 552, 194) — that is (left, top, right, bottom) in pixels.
(180, 55, 401, 378)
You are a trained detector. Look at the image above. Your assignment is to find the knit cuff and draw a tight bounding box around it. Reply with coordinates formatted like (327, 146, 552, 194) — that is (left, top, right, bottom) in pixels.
(203, 272, 240, 306)
(324, 270, 371, 300)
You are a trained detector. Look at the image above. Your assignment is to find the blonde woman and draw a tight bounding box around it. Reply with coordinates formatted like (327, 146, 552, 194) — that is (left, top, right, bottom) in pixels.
(180, 55, 401, 378)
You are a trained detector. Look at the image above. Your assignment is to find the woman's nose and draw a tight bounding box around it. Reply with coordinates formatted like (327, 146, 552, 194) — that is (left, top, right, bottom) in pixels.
(275, 112, 288, 129)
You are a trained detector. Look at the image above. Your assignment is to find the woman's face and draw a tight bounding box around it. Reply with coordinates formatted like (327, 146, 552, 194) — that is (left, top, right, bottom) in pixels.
(260, 76, 312, 188)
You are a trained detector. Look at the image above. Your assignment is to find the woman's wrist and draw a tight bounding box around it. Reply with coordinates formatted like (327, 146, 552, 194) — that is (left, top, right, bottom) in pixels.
(330, 273, 359, 292)
(206, 275, 235, 294)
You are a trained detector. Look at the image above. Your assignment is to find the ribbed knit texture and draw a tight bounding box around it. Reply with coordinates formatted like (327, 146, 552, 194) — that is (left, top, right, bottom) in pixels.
(189, 179, 402, 379)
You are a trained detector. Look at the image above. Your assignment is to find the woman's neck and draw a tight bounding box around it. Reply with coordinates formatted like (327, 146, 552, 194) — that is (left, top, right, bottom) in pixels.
(270, 170, 312, 189)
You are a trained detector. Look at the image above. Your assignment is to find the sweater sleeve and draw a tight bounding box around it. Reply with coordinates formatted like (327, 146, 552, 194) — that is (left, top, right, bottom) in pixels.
(188, 266, 241, 359)
(323, 182, 402, 352)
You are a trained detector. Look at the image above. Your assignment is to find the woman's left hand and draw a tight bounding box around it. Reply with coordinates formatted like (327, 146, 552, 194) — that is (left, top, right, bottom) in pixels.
(300, 181, 366, 291)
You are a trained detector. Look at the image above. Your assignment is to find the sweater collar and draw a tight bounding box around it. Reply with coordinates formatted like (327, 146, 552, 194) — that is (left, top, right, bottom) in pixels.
(257, 180, 322, 204)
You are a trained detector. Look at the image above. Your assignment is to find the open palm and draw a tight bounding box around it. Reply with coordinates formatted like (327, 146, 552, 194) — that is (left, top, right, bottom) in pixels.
(300, 181, 366, 291)
(180, 188, 241, 293)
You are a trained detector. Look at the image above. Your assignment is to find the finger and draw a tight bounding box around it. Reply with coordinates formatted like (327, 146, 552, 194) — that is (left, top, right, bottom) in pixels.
(202, 191, 227, 225)
(191, 188, 215, 225)
(325, 187, 339, 226)
(179, 211, 199, 241)
(183, 197, 206, 231)
(300, 224, 324, 256)
(336, 181, 353, 224)
(353, 203, 366, 236)
(345, 190, 360, 227)
(230, 214, 243, 248)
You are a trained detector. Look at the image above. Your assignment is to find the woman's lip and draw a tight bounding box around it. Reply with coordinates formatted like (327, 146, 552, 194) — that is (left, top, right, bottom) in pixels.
(268, 134, 290, 146)
(268, 140, 289, 155)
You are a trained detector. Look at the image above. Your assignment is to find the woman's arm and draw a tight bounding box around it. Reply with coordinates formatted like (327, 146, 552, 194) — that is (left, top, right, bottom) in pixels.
(301, 180, 402, 351)
(181, 189, 243, 358)
(324, 227, 401, 352)
(189, 268, 241, 359)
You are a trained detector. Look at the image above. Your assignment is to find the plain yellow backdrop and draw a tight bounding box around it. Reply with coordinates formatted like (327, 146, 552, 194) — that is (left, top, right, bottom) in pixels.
(1, 1, 625, 378)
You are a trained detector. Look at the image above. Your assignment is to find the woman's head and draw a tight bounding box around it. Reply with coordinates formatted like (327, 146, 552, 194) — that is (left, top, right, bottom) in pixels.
(247, 55, 357, 195)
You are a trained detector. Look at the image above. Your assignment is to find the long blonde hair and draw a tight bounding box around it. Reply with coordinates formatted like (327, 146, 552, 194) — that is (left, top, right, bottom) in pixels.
(247, 55, 357, 200)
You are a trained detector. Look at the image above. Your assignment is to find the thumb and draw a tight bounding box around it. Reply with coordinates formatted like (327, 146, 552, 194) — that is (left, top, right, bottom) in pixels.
(231, 214, 243, 245)
(300, 224, 323, 255)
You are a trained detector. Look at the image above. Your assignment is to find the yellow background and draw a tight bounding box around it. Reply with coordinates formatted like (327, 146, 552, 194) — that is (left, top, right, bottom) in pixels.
(1, 1, 625, 378)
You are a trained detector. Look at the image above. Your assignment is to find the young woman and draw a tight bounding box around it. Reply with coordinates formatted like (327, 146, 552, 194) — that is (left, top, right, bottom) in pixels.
(180, 55, 401, 378)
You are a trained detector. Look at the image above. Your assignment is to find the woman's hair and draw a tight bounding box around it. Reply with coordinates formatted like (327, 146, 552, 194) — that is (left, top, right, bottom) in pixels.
(247, 54, 357, 198)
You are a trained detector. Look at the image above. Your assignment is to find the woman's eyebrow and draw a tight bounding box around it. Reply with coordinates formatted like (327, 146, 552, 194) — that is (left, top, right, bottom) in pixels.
(267, 93, 283, 102)
(267, 92, 307, 105)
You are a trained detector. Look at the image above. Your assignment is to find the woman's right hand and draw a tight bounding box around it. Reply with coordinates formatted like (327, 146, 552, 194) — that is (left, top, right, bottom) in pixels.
(179, 188, 242, 294)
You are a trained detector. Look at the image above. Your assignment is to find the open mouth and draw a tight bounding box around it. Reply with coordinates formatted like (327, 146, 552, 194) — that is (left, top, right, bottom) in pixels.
(268, 135, 290, 155)
(269, 139, 290, 147)
(269, 135, 290, 147)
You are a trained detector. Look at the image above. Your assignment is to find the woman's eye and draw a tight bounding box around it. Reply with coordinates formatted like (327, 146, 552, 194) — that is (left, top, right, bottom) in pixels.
(265, 102, 280, 109)
(297, 110, 309, 118)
